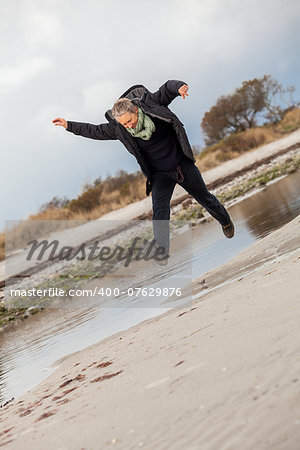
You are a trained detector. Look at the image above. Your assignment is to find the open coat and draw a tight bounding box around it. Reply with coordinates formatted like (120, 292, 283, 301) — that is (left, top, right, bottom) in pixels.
(66, 80, 196, 195)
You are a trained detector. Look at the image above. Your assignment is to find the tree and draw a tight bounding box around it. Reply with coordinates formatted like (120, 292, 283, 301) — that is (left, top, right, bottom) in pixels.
(39, 196, 69, 212)
(201, 75, 297, 145)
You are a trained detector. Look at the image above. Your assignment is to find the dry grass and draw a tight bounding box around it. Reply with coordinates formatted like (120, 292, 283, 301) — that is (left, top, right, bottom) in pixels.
(31, 172, 146, 222)
(277, 108, 300, 133)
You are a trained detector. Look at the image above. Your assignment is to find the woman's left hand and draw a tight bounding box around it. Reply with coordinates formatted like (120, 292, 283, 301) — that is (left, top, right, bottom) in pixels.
(178, 84, 189, 99)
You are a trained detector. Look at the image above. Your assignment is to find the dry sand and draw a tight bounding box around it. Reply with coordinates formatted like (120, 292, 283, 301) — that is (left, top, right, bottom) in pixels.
(1, 215, 299, 449)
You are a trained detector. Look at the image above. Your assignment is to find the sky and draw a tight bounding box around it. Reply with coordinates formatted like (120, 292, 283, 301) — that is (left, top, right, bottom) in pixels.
(1, 0, 300, 230)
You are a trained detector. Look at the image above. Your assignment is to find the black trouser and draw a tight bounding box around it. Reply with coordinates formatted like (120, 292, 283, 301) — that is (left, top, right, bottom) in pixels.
(151, 158, 231, 254)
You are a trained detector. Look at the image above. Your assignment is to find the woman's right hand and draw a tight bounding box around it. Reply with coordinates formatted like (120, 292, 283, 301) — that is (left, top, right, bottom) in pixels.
(52, 118, 67, 129)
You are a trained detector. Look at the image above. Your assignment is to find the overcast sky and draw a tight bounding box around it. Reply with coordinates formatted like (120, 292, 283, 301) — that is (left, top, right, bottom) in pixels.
(1, 0, 300, 230)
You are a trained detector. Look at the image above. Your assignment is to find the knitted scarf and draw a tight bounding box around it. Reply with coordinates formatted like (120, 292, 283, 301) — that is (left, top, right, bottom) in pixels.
(126, 107, 155, 140)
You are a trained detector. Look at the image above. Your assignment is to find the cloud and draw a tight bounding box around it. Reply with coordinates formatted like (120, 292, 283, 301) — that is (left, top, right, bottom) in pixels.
(20, 11, 62, 47)
(0, 57, 53, 94)
(81, 80, 126, 116)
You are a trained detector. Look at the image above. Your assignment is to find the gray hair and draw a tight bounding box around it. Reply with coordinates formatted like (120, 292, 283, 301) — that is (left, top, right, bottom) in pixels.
(111, 98, 136, 120)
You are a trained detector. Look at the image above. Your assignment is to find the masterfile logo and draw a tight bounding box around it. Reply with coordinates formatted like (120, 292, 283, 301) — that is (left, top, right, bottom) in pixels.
(26, 237, 168, 267)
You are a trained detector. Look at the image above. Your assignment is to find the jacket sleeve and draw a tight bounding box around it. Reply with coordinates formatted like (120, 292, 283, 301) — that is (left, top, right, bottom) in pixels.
(146, 80, 187, 106)
(66, 121, 117, 140)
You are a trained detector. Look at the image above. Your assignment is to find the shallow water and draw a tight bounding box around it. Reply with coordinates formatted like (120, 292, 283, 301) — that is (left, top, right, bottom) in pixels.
(1, 171, 299, 403)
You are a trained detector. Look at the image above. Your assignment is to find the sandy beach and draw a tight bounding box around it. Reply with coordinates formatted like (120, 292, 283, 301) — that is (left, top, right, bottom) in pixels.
(1, 215, 299, 449)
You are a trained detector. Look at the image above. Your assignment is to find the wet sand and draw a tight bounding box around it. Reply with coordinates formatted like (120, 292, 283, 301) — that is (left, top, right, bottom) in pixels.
(1, 215, 299, 449)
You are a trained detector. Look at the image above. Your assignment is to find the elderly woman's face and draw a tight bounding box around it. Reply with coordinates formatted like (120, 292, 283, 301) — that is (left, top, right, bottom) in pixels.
(117, 107, 139, 129)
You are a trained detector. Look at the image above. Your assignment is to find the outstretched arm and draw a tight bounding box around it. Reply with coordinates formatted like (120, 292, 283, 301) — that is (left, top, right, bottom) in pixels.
(146, 80, 189, 106)
(52, 118, 117, 140)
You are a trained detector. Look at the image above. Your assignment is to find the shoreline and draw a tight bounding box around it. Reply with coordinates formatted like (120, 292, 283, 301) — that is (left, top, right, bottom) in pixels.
(1, 216, 299, 449)
(0, 148, 299, 331)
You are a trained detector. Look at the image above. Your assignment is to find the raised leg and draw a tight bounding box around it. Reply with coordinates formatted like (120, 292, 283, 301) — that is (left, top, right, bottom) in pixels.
(179, 160, 231, 226)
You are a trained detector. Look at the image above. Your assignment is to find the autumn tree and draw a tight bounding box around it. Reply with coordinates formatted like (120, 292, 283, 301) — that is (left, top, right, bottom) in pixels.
(201, 75, 297, 145)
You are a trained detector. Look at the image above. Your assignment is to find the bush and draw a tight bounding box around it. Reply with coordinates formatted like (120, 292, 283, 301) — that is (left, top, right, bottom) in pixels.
(39, 196, 69, 213)
(68, 183, 103, 213)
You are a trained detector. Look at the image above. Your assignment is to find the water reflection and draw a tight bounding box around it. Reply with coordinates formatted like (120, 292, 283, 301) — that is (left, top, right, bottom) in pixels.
(236, 172, 300, 239)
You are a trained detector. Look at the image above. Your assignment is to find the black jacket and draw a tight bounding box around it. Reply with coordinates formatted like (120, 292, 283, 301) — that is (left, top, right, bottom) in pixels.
(66, 80, 196, 195)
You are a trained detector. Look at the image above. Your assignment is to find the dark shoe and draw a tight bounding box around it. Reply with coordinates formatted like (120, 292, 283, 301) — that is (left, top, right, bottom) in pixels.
(153, 243, 169, 266)
(155, 256, 169, 266)
(222, 220, 235, 238)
